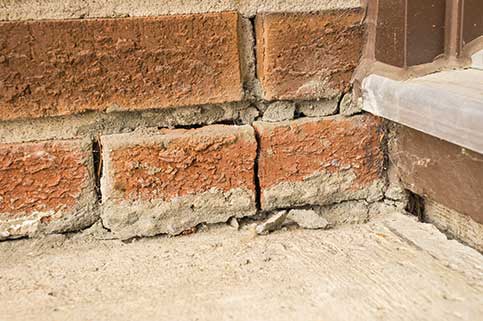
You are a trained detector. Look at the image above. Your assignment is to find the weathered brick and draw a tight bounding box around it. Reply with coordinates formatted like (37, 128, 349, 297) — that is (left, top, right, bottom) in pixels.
(253, 115, 385, 210)
(256, 9, 364, 101)
(0, 12, 242, 121)
(101, 125, 257, 238)
(0, 139, 97, 240)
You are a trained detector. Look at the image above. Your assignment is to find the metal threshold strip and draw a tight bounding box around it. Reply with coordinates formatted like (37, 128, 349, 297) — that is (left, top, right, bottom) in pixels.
(362, 68, 483, 154)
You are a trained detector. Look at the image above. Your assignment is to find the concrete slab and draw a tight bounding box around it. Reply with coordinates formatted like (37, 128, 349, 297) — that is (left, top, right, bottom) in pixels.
(363, 69, 483, 154)
(0, 213, 482, 321)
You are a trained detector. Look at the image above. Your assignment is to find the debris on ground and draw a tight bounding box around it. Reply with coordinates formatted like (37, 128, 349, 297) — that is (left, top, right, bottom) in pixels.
(228, 217, 240, 230)
(287, 209, 329, 229)
(256, 211, 288, 235)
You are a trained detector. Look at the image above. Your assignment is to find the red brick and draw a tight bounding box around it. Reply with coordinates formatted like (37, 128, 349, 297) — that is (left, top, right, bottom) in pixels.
(0, 139, 96, 239)
(254, 115, 385, 210)
(256, 9, 364, 101)
(100, 125, 257, 238)
(0, 12, 242, 121)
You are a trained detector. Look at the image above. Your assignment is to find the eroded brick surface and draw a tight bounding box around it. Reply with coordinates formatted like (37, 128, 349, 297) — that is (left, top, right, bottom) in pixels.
(0, 12, 242, 121)
(101, 125, 257, 238)
(254, 115, 385, 210)
(256, 9, 364, 101)
(0, 139, 96, 239)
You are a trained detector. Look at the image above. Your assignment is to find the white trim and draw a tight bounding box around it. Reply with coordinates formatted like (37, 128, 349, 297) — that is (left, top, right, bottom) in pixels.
(362, 70, 483, 154)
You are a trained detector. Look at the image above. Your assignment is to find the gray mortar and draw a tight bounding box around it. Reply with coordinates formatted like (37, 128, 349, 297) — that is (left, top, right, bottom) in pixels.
(340, 92, 363, 116)
(238, 16, 261, 101)
(0, 139, 98, 241)
(102, 188, 257, 239)
(317, 200, 371, 226)
(262, 101, 296, 122)
(286, 209, 329, 229)
(261, 169, 385, 211)
(0, 0, 361, 20)
(296, 99, 339, 117)
(0, 102, 255, 144)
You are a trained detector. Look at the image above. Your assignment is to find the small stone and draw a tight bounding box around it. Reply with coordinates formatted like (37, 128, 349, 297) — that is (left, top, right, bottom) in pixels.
(256, 211, 288, 235)
(287, 209, 329, 229)
(228, 217, 239, 230)
(262, 101, 295, 122)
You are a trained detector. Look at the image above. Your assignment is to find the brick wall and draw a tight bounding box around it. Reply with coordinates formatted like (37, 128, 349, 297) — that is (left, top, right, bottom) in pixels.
(0, 1, 393, 240)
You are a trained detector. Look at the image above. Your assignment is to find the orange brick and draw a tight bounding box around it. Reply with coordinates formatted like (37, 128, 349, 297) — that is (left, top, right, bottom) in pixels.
(0, 139, 96, 239)
(256, 9, 364, 101)
(254, 115, 385, 210)
(101, 125, 257, 238)
(0, 12, 242, 121)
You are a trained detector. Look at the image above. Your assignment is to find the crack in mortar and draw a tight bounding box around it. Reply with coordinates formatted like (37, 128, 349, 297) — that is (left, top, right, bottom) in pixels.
(253, 126, 262, 211)
(92, 137, 103, 202)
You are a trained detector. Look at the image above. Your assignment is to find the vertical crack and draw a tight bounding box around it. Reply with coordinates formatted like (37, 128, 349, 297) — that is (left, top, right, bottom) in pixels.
(253, 126, 262, 211)
(92, 136, 103, 202)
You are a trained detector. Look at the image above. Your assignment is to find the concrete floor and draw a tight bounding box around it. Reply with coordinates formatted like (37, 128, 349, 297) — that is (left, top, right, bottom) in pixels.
(0, 213, 482, 321)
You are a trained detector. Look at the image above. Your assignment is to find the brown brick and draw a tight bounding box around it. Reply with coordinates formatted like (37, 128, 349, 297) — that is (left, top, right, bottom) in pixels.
(101, 125, 257, 238)
(391, 125, 483, 225)
(0, 12, 242, 121)
(253, 115, 385, 210)
(256, 9, 364, 101)
(0, 139, 96, 240)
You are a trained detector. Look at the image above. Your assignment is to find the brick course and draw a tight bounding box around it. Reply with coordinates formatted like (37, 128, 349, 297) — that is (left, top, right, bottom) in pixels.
(0, 139, 96, 240)
(256, 9, 364, 101)
(0, 12, 242, 121)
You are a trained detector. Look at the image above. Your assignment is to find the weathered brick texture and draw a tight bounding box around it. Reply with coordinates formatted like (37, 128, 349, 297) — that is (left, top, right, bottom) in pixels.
(0, 139, 97, 240)
(0, 12, 242, 121)
(256, 9, 364, 101)
(254, 115, 385, 210)
(101, 125, 257, 238)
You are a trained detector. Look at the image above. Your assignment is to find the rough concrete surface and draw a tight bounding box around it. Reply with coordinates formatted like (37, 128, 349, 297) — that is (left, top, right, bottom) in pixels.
(0, 212, 482, 321)
(287, 209, 329, 229)
(0, 0, 361, 20)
